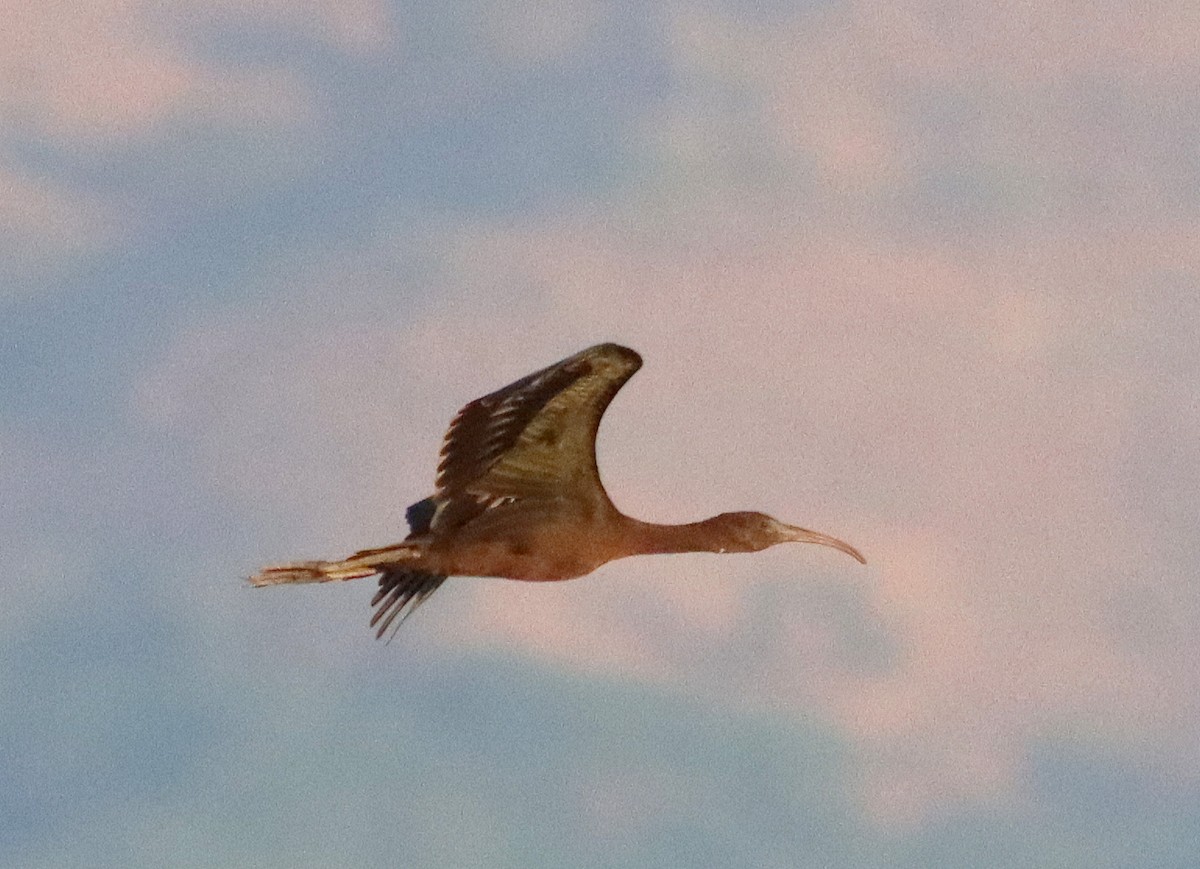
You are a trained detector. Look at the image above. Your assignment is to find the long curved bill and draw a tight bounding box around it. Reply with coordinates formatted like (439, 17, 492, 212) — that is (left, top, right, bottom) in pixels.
(780, 523, 866, 564)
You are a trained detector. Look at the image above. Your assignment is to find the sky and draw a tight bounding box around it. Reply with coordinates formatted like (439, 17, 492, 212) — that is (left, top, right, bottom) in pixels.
(3, 1, 1200, 866)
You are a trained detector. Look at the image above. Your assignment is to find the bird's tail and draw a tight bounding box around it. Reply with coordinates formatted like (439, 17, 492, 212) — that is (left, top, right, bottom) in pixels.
(249, 541, 421, 587)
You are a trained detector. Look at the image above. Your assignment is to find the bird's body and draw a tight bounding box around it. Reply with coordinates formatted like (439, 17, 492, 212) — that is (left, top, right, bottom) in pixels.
(251, 343, 864, 638)
(421, 500, 613, 581)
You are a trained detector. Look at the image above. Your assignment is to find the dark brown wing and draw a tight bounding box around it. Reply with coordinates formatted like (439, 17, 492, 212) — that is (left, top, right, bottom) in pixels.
(432, 343, 641, 523)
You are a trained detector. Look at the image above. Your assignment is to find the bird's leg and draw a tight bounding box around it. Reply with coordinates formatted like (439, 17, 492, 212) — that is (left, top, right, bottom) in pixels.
(249, 542, 421, 586)
(249, 560, 377, 586)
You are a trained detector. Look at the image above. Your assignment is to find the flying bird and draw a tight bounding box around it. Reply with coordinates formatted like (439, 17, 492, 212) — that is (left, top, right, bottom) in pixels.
(251, 343, 864, 639)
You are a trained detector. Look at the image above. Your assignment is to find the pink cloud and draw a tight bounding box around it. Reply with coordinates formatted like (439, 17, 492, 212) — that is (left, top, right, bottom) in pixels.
(0, 0, 390, 144)
(136, 207, 1200, 824)
(450, 213, 1200, 803)
(661, 3, 1200, 225)
(131, 0, 1200, 826)
(0, 169, 118, 289)
(137, 192, 1200, 831)
(861, 0, 1200, 84)
(3, 1, 191, 140)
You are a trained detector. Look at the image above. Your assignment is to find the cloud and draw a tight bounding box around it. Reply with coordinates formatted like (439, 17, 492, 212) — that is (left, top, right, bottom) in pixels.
(470, 0, 609, 67)
(196, 0, 397, 57)
(863, 0, 1200, 84)
(0, 0, 388, 304)
(0, 0, 394, 144)
(654, 3, 1200, 235)
(0, 428, 92, 638)
(136, 195, 1200, 827)
(123, 0, 1200, 829)
(0, 169, 118, 291)
(445, 214, 1200, 818)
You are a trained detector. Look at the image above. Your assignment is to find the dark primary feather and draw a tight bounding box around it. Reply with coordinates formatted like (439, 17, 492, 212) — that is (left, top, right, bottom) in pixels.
(369, 569, 446, 641)
(433, 343, 642, 521)
(365, 496, 446, 640)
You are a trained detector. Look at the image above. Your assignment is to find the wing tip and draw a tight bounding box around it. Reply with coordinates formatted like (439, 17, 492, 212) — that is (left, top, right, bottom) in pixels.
(586, 342, 642, 370)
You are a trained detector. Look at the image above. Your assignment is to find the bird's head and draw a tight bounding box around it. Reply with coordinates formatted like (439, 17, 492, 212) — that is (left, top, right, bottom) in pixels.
(703, 511, 866, 563)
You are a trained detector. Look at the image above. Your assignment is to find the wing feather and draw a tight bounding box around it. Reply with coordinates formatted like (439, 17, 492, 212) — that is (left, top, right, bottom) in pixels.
(433, 343, 641, 517)
(370, 569, 447, 641)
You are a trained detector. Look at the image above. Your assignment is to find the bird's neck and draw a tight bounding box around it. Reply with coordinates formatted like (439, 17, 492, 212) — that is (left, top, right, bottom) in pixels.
(620, 516, 730, 556)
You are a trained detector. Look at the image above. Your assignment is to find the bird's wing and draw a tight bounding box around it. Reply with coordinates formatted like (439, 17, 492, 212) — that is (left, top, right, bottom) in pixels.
(432, 343, 642, 522)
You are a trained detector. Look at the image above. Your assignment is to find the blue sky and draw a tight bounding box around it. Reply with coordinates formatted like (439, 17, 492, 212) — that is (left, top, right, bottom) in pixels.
(4, 2, 1200, 866)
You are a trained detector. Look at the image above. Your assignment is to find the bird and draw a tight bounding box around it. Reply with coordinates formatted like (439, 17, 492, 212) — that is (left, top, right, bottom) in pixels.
(250, 343, 865, 639)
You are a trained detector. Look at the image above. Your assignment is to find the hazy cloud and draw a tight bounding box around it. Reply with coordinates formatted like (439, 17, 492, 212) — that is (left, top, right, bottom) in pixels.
(7, 1, 1200, 862)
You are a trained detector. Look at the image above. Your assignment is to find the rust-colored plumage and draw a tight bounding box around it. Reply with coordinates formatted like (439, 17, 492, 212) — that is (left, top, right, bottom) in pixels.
(251, 343, 865, 638)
